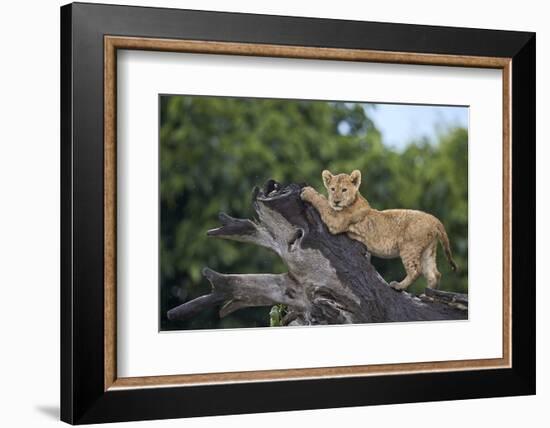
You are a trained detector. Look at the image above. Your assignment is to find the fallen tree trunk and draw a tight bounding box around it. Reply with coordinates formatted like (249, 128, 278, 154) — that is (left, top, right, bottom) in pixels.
(167, 180, 467, 325)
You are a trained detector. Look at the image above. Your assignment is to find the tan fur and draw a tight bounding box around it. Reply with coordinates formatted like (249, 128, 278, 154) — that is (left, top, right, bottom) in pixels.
(301, 170, 457, 291)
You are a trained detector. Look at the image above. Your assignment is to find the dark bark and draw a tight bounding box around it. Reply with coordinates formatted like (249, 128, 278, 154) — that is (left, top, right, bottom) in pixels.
(167, 180, 467, 325)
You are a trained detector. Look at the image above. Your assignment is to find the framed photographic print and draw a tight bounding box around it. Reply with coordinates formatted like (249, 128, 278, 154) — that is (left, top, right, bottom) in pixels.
(60, 2, 535, 424)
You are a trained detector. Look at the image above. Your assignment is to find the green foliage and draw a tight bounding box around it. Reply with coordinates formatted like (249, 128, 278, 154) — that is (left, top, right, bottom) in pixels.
(160, 95, 468, 330)
(269, 305, 287, 327)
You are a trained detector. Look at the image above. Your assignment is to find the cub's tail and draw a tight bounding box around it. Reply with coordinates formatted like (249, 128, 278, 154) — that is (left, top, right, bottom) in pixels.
(436, 222, 458, 272)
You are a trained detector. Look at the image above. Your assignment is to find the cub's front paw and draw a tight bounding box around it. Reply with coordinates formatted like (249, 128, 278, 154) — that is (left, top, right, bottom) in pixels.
(300, 186, 316, 202)
(389, 281, 404, 292)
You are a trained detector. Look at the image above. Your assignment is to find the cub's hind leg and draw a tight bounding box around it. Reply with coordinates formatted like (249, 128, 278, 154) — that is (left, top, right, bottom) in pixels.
(390, 246, 422, 291)
(421, 241, 441, 289)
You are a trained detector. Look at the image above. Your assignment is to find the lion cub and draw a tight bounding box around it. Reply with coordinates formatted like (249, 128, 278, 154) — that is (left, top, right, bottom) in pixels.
(300, 170, 457, 291)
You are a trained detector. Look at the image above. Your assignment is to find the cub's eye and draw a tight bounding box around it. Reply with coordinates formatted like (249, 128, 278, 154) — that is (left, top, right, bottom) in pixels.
(342, 188, 348, 192)
(331, 187, 335, 191)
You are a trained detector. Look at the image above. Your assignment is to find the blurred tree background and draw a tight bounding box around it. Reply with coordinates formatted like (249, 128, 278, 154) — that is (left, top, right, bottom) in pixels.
(160, 95, 468, 331)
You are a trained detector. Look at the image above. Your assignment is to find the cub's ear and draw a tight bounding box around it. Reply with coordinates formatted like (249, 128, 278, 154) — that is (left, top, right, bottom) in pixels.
(350, 170, 361, 188)
(322, 170, 333, 188)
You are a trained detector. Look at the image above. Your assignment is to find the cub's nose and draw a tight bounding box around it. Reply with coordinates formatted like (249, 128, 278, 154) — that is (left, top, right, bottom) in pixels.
(334, 200, 341, 205)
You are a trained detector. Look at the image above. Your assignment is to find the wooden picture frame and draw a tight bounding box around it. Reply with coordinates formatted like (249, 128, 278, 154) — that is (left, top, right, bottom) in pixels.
(61, 2, 535, 424)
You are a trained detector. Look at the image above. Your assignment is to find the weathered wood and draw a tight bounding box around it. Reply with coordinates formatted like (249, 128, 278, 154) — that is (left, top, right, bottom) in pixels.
(167, 180, 468, 325)
(421, 288, 468, 311)
(424, 288, 468, 305)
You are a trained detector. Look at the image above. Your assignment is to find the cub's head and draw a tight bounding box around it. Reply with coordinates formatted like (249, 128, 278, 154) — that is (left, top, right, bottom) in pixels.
(322, 170, 361, 211)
